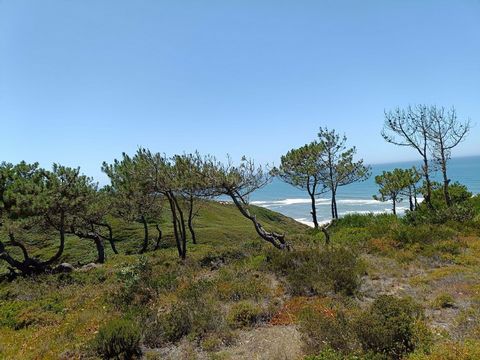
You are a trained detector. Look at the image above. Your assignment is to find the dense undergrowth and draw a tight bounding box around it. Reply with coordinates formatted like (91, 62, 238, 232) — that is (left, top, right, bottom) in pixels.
(1, 198, 480, 359)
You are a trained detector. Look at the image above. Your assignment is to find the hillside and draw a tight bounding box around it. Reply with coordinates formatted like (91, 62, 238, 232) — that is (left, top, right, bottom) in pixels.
(1, 201, 480, 360)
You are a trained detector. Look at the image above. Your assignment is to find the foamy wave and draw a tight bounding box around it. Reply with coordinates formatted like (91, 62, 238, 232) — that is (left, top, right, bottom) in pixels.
(336, 199, 382, 205)
(294, 218, 331, 228)
(251, 198, 313, 206)
(252, 197, 384, 207)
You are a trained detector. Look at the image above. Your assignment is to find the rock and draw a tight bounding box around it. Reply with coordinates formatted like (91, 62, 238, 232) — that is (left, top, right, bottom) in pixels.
(54, 263, 75, 273)
(79, 263, 101, 272)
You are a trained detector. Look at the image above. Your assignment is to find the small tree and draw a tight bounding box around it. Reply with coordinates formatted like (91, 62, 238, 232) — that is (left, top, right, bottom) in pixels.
(274, 142, 328, 229)
(374, 168, 409, 215)
(317, 128, 370, 219)
(0, 162, 49, 274)
(102, 150, 162, 253)
(427, 106, 470, 207)
(43, 165, 108, 264)
(136, 149, 189, 259)
(0, 163, 106, 273)
(205, 156, 288, 249)
(400, 167, 422, 212)
(172, 153, 217, 244)
(382, 105, 433, 208)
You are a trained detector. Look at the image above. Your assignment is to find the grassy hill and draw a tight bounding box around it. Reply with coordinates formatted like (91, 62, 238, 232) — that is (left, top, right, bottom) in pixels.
(0, 201, 479, 359)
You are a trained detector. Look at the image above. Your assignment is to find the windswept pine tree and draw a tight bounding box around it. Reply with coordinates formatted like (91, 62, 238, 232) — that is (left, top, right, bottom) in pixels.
(316, 128, 371, 220)
(274, 142, 328, 229)
(102, 150, 163, 254)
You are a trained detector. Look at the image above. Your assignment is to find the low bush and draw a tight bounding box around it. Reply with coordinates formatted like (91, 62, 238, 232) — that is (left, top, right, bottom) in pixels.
(114, 256, 157, 307)
(143, 280, 227, 347)
(268, 246, 364, 296)
(353, 295, 429, 359)
(227, 301, 263, 328)
(391, 224, 456, 245)
(215, 268, 271, 301)
(93, 317, 142, 360)
(300, 304, 359, 355)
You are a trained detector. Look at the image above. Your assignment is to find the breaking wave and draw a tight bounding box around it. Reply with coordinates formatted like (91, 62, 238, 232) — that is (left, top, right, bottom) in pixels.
(251, 197, 385, 208)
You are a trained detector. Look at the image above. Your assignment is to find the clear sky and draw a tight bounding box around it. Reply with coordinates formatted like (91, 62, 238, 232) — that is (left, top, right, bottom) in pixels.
(1, 0, 479, 182)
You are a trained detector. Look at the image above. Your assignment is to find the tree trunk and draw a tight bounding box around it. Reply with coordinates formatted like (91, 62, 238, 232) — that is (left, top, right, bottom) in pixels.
(320, 221, 334, 245)
(408, 187, 414, 212)
(95, 222, 118, 254)
(440, 150, 452, 207)
(45, 211, 66, 266)
(308, 183, 319, 229)
(154, 224, 162, 251)
(188, 195, 197, 244)
(166, 191, 186, 259)
(93, 234, 105, 264)
(331, 191, 338, 220)
(413, 184, 419, 210)
(104, 223, 118, 254)
(392, 194, 397, 215)
(422, 156, 433, 209)
(140, 215, 149, 253)
(172, 195, 187, 259)
(227, 189, 288, 250)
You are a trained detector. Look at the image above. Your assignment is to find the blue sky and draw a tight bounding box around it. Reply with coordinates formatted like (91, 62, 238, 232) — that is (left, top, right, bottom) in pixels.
(1, 0, 479, 182)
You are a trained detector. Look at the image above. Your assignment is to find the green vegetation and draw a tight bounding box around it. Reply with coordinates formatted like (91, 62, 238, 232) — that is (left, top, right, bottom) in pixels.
(92, 317, 142, 359)
(0, 113, 478, 359)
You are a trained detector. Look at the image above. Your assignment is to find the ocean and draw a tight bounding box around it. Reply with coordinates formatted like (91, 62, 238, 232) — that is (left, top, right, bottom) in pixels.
(250, 155, 480, 226)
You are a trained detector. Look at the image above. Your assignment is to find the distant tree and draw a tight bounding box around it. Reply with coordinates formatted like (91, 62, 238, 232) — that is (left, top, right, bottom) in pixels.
(102, 151, 162, 253)
(87, 187, 119, 254)
(43, 165, 108, 263)
(0, 163, 106, 274)
(316, 128, 370, 219)
(0, 162, 48, 274)
(427, 106, 470, 207)
(400, 167, 422, 212)
(136, 149, 189, 259)
(172, 153, 217, 244)
(274, 142, 328, 229)
(374, 168, 409, 215)
(205, 156, 288, 250)
(382, 106, 434, 208)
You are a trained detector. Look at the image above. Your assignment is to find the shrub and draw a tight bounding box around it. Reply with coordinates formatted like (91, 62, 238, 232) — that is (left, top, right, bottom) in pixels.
(353, 295, 428, 359)
(227, 301, 262, 328)
(215, 268, 270, 301)
(432, 293, 455, 309)
(143, 280, 227, 347)
(268, 247, 363, 296)
(300, 305, 358, 355)
(405, 183, 475, 225)
(93, 317, 142, 360)
(114, 256, 157, 307)
(391, 224, 456, 245)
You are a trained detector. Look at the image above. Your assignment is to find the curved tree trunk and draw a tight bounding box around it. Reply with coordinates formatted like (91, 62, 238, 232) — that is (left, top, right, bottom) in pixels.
(307, 181, 319, 229)
(171, 194, 187, 259)
(93, 235, 105, 264)
(44, 211, 66, 266)
(1, 232, 59, 275)
(96, 222, 118, 254)
(154, 224, 162, 251)
(71, 228, 106, 264)
(188, 195, 197, 244)
(227, 189, 288, 250)
(166, 191, 186, 259)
